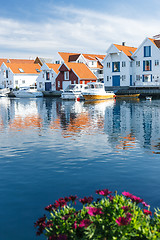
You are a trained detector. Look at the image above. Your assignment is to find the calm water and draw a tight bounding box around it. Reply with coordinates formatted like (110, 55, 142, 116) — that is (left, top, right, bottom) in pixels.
(0, 97, 160, 240)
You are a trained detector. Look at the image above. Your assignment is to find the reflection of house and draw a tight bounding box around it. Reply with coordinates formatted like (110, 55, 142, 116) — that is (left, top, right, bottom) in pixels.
(36, 63, 60, 91)
(103, 43, 137, 88)
(58, 52, 105, 82)
(56, 62, 97, 91)
(132, 37, 160, 86)
(0, 62, 41, 89)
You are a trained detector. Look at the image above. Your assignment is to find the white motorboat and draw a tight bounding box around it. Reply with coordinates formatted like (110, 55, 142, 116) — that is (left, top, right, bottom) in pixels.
(61, 84, 88, 100)
(0, 88, 10, 97)
(82, 82, 115, 101)
(12, 86, 43, 98)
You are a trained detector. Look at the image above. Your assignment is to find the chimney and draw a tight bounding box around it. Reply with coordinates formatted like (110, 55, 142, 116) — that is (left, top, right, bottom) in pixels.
(122, 42, 125, 46)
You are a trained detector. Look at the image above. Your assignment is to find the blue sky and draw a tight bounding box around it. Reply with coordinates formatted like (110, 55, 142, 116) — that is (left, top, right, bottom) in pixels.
(0, 0, 160, 59)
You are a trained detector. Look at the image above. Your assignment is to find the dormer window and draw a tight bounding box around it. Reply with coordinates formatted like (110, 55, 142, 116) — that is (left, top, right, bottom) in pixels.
(144, 46, 151, 57)
(64, 71, 69, 80)
(19, 68, 24, 73)
(36, 69, 40, 73)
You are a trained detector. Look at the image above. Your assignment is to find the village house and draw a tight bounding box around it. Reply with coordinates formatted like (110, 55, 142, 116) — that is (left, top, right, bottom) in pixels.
(102, 43, 137, 88)
(58, 52, 105, 82)
(36, 63, 60, 91)
(132, 37, 160, 86)
(56, 62, 97, 91)
(0, 62, 41, 89)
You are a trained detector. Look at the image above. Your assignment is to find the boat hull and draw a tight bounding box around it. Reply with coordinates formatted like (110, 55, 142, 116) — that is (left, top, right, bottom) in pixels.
(14, 92, 43, 98)
(83, 94, 115, 101)
(61, 93, 82, 100)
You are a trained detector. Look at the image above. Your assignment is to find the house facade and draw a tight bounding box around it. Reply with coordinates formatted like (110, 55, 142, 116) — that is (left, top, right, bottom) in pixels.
(56, 62, 97, 91)
(0, 62, 41, 89)
(58, 52, 105, 82)
(103, 43, 137, 88)
(36, 63, 60, 91)
(132, 37, 160, 86)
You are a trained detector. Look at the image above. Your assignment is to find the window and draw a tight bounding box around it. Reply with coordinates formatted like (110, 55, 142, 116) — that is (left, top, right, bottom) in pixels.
(6, 70, 8, 78)
(136, 75, 140, 81)
(107, 62, 110, 68)
(46, 72, 50, 80)
(122, 75, 126, 81)
(143, 60, 152, 71)
(39, 82, 42, 88)
(143, 74, 152, 82)
(122, 61, 126, 67)
(99, 70, 103, 74)
(144, 46, 151, 57)
(130, 62, 133, 67)
(155, 60, 159, 66)
(58, 81, 60, 88)
(136, 61, 140, 67)
(36, 69, 40, 73)
(15, 80, 18, 85)
(22, 80, 25, 84)
(19, 68, 24, 73)
(107, 76, 109, 81)
(64, 71, 69, 80)
(112, 62, 120, 72)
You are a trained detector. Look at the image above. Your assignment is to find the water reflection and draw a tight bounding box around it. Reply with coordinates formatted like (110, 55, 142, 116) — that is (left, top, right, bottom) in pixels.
(0, 97, 160, 153)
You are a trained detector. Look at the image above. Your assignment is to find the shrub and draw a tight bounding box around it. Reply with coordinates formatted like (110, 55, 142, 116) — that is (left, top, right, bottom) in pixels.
(34, 189, 160, 239)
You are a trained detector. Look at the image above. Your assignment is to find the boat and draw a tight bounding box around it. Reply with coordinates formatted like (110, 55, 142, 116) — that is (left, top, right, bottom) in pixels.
(115, 94, 140, 98)
(11, 86, 43, 98)
(82, 82, 115, 101)
(61, 84, 88, 100)
(0, 88, 10, 97)
(146, 96, 152, 101)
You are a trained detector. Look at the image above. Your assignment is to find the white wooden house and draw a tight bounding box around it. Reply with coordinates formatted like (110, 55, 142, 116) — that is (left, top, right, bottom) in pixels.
(132, 37, 160, 86)
(0, 62, 41, 89)
(102, 43, 137, 88)
(36, 63, 60, 91)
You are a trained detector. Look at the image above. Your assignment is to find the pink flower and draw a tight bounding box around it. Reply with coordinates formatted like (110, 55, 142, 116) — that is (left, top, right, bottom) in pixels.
(45, 204, 53, 212)
(122, 192, 143, 204)
(79, 219, 93, 228)
(96, 189, 112, 196)
(116, 216, 131, 226)
(122, 191, 133, 198)
(144, 209, 152, 216)
(73, 221, 77, 229)
(131, 195, 143, 204)
(121, 206, 130, 212)
(142, 201, 150, 208)
(86, 207, 104, 216)
(79, 196, 93, 204)
(108, 195, 114, 202)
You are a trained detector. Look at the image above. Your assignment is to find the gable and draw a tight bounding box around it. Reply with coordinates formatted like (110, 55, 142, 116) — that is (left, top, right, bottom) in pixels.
(59, 63, 69, 72)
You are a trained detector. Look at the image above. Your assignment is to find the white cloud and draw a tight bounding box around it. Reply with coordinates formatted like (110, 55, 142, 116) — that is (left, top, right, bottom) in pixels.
(0, 6, 159, 59)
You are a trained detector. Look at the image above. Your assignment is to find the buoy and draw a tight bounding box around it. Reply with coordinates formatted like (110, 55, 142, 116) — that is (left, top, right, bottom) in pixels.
(77, 97, 80, 101)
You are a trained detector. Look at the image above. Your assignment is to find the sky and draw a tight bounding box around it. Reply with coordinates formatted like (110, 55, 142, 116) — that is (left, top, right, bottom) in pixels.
(0, 0, 160, 60)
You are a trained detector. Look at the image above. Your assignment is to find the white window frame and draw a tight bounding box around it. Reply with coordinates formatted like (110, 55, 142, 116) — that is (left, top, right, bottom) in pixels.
(64, 71, 69, 80)
(136, 61, 140, 67)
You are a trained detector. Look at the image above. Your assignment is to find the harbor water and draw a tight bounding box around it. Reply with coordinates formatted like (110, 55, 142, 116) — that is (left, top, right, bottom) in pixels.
(0, 97, 160, 240)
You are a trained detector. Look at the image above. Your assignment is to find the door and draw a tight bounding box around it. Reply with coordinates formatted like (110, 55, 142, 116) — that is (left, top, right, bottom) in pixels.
(130, 75, 132, 86)
(112, 75, 120, 86)
(45, 82, 51, 91)
(62, 81, 71, 91)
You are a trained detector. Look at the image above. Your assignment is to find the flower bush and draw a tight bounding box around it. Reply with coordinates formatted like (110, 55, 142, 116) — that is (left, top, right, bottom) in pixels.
(34, 189, 160, 239)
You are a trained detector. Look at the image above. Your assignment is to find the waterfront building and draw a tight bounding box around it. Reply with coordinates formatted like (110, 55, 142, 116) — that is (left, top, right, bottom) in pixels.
(0, 62, 41, 89)
(58, 52, 105, 82)
(132, 37, 160, 86)
(103, 43, 137, 88)
(36, 63, 60, 91)
(56, 62, 97, 91)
